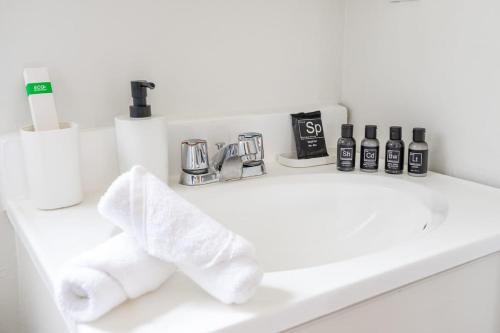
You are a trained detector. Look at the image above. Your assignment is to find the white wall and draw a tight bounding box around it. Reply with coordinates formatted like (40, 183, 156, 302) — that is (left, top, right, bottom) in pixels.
(342, 0, 500, 187)
(0, 0, 345, 135)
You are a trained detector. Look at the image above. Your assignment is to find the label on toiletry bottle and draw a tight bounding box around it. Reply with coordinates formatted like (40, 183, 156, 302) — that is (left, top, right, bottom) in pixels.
(386, 149, 403, 172)
(408, 150, 428, 174)
(338, 147, 355, 168)
(360, 146, 379, 171)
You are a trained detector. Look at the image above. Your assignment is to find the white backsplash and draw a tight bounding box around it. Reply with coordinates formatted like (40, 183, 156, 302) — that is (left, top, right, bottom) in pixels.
(0, 105, 347, 209)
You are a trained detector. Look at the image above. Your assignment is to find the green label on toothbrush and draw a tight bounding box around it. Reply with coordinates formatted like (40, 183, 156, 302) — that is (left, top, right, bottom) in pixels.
(26, 82, 52, 96)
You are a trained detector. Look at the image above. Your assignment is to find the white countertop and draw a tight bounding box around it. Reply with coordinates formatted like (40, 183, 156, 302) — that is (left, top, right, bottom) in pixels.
(7, 163, 500, 333)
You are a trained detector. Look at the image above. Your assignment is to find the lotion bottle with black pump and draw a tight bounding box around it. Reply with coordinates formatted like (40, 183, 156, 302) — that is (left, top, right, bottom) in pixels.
(115, 80, 168, 181)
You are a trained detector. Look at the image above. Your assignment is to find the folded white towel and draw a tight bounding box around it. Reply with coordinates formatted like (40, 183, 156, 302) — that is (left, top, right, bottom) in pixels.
(55, 233, 176, 322)
(98, 165, 263, 304)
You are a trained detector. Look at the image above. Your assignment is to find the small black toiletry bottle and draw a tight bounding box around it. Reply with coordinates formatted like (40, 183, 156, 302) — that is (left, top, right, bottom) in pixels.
(337, 124, 356, 171)
(385, 126, 405, 174)
(408, 128, 428, 177)
(360, 125, 379, 172)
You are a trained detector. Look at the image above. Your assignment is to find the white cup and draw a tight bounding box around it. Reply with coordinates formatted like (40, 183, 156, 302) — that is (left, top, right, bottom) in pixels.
(20, 121, 83, 210)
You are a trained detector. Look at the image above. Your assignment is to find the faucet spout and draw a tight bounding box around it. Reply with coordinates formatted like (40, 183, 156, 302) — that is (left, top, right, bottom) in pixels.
(212, 143, 240, 172)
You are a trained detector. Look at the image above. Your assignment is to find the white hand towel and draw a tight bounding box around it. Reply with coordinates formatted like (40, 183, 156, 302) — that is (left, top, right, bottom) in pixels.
(55, 233, 176, 322)
(98, 165, 263, 304)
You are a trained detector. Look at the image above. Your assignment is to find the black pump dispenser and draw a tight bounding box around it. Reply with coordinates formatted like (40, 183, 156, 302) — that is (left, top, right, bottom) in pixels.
(130, 80, 155, 118)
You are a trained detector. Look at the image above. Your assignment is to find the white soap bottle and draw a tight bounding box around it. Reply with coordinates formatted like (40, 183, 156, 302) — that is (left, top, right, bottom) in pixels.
(115, 80, 168, 181)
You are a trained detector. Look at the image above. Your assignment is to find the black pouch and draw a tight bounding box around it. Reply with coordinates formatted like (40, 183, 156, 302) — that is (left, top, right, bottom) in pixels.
(291, 111, 329, 159)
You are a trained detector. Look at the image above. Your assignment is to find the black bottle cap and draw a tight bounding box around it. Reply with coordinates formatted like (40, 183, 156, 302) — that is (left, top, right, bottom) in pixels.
(413, 127, 426, 142)
(365, 125, 377, 139)
(341, 124, 354, 138)
(130, 80, 156, 118)
(390, 126, 402, 140)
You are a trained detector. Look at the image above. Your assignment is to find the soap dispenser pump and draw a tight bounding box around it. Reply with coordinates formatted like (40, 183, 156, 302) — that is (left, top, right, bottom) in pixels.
(130, 80, 156, 117)
(115, 80, 168, 181)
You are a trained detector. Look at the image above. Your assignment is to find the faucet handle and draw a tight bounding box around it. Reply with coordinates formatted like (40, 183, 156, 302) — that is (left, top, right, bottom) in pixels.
(238, 132, 264, 164)
(181, 139, 209, 175)
(215, 142, 225, 150)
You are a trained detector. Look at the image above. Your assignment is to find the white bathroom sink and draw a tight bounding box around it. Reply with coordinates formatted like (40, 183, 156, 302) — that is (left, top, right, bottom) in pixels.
(6, 163, 500, 333)
(4, 111, 500, 333)
(177, 173, 448, 272)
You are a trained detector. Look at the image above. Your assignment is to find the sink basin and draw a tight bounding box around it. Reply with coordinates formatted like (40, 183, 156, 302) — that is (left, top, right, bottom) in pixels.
(176, 173, 448, 272)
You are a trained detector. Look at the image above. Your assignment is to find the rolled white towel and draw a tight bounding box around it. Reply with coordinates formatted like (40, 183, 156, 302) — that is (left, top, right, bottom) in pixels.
(98, 165, 263, 304)
(55, 233, 176, 322)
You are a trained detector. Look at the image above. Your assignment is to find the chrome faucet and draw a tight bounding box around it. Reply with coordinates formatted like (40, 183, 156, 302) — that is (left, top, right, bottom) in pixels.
(180, 132, 266, 186)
